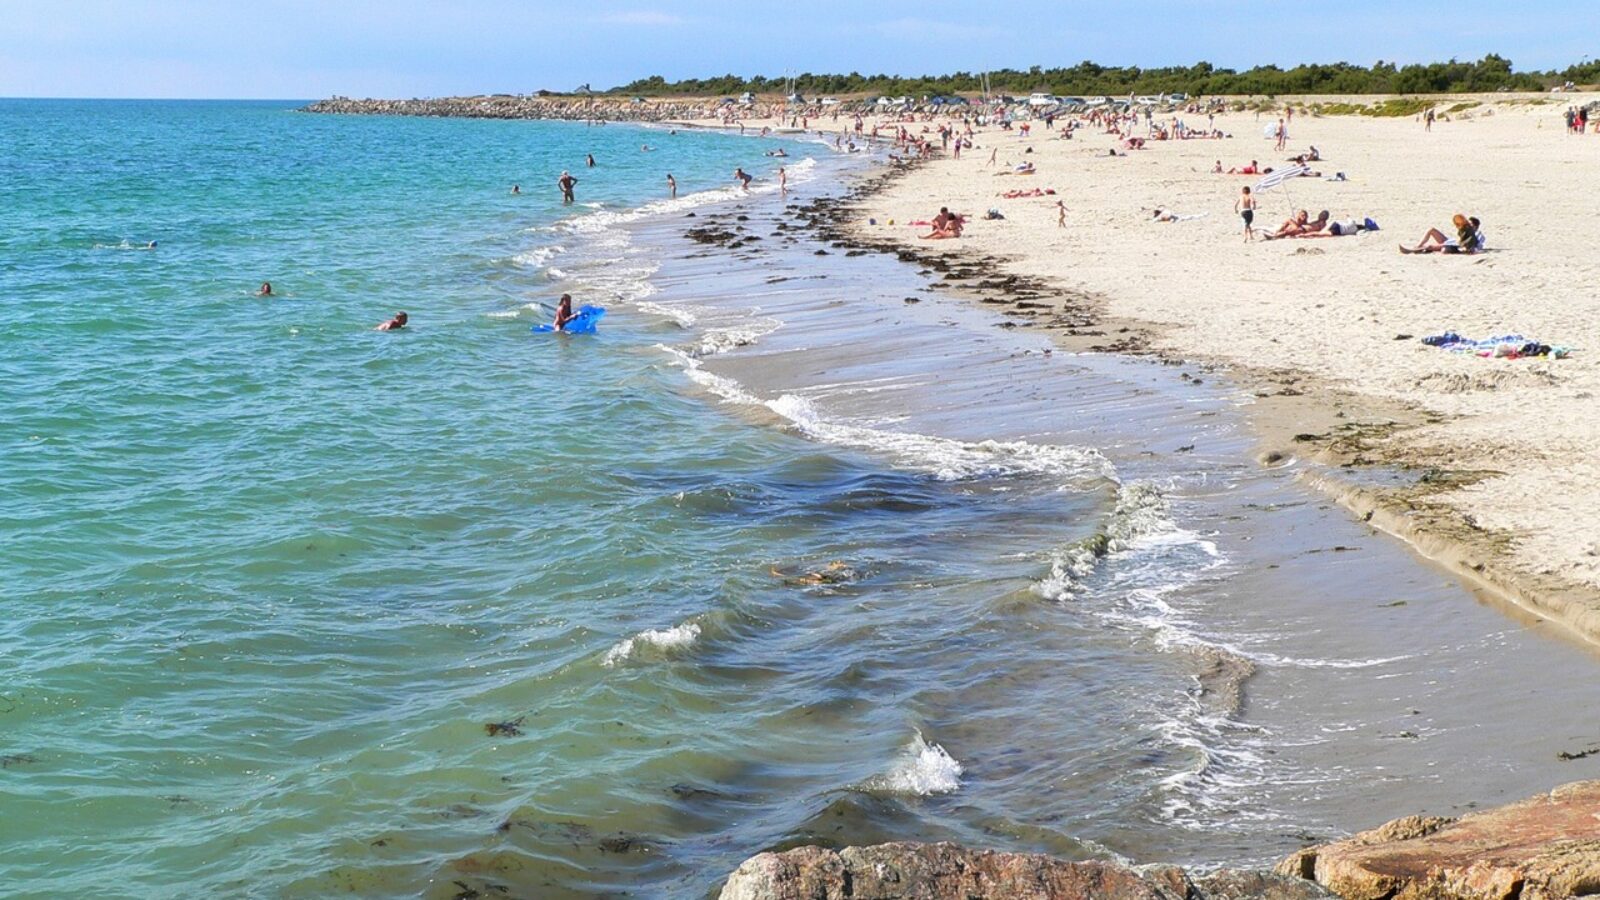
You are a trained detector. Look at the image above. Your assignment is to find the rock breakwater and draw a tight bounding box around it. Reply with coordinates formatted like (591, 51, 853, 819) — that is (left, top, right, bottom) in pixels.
(302, 95, 787, 122)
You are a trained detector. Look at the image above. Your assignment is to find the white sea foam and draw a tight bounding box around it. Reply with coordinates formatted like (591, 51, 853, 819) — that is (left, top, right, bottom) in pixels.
(1035, 482, 1214, 600)
(512, 244, 565, 269)
(691, 318, 782, 357)
(559, 158, 818, 235)
(864, 732, 964, 796)
(636, 301, 700, 328)
(766, 394, 1108, 483)
(601, 620, 701, 667)
(659, 345, 1108, 484)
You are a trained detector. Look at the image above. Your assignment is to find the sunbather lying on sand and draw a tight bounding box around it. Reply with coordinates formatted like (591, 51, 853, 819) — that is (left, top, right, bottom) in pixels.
(999, 188, 1056, 198)
(1401, 214, 1483, 254)
(1263, 209, 1329, 239)
(1292, 216, 1377, 237)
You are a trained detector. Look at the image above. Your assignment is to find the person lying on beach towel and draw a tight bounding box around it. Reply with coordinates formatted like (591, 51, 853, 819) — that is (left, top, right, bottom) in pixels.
(1227, 161, 1260, 175)
(1293, 216, 1380, 237)
(1401, 214, 1484, 254)
(999, 188, 1056, 198)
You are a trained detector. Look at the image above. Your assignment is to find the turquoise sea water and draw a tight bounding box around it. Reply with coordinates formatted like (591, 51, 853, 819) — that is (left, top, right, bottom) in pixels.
(8, 100, 1600, 899)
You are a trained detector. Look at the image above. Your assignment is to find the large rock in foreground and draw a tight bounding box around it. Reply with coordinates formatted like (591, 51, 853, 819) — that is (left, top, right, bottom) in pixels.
(719, 841, 1331, 900)
(1275, 780, 1600, 899)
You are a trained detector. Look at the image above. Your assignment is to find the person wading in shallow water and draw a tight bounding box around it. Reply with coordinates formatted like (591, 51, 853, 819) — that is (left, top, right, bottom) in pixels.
(552, 294, 576, 332)
(558, 171, 578, 204)
(667, 173, 676, 198)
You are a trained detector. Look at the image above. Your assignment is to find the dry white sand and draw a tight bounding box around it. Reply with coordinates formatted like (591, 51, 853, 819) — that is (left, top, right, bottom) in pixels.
(707, 95, 1600, 637)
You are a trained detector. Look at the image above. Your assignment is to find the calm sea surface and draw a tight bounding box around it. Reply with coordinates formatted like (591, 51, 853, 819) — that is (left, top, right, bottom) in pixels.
(4, 100, 1598, 899)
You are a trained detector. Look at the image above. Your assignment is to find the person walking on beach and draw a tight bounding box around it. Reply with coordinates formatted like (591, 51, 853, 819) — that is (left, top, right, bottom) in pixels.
(666, 173, 677, 198)
(1056, 199, 1066, 228)
(1274, 119, 1286, 151)
(734, 167, 752, 191)
(1425, 108, 1435, 132)
(558, 171, 578, 204)
(778, 166, 787, 196)
(1235, 186, 1256, 242)
(986, 146, 997, 167)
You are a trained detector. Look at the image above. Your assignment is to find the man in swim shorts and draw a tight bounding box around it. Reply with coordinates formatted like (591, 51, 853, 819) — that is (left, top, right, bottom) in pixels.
(558, 171, 578, 204)
(1235, 187, 1255, 242)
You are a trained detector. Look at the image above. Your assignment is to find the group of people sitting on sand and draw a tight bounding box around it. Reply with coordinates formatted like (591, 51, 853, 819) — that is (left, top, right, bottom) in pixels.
(1400, 214, 1485, 254)
(919, 207, 966, 239)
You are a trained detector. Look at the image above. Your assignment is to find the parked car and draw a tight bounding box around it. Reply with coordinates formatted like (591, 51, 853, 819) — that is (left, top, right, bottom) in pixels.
(1028, 92, 1058, 107)
(820, 96, 841, 106)
(739, 91, 756, 104)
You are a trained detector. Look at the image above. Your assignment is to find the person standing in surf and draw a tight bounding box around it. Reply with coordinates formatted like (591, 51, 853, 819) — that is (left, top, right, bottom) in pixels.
(734, 167, 752, 191)
(558, 171, 578, 204)
(552, 294, 575, 332)
(667, 173, 677, 198)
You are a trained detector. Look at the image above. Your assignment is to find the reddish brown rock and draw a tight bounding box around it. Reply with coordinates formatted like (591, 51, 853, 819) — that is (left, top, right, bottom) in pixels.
(719, 841, 1331, 900)
(1275, 780, 1600, 900)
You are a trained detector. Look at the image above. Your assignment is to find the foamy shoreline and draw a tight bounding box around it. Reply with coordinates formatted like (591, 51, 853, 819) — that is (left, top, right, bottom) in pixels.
(672, 93, 1600, 645)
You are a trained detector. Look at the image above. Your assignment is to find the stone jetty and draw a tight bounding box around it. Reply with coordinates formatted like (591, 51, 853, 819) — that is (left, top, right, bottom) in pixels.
(300, 94, 795, 123)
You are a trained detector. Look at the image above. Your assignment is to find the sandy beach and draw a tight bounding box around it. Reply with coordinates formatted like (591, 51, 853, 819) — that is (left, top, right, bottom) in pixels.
(686, 94, 1600, 642)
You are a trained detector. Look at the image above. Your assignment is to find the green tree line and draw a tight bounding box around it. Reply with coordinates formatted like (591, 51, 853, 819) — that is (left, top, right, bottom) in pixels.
(609, 55, 1600, 98)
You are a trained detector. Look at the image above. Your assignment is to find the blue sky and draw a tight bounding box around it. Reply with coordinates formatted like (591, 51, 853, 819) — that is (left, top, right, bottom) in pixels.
(1, 1, 1592, 99)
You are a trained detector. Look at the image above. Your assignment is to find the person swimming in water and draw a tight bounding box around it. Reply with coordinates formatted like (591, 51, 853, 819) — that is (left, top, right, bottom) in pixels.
(256, 282, 273, 296)
(375, 311, 408, 331)
(552, 294, 576, 332)
(511, 184, 521, 194)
